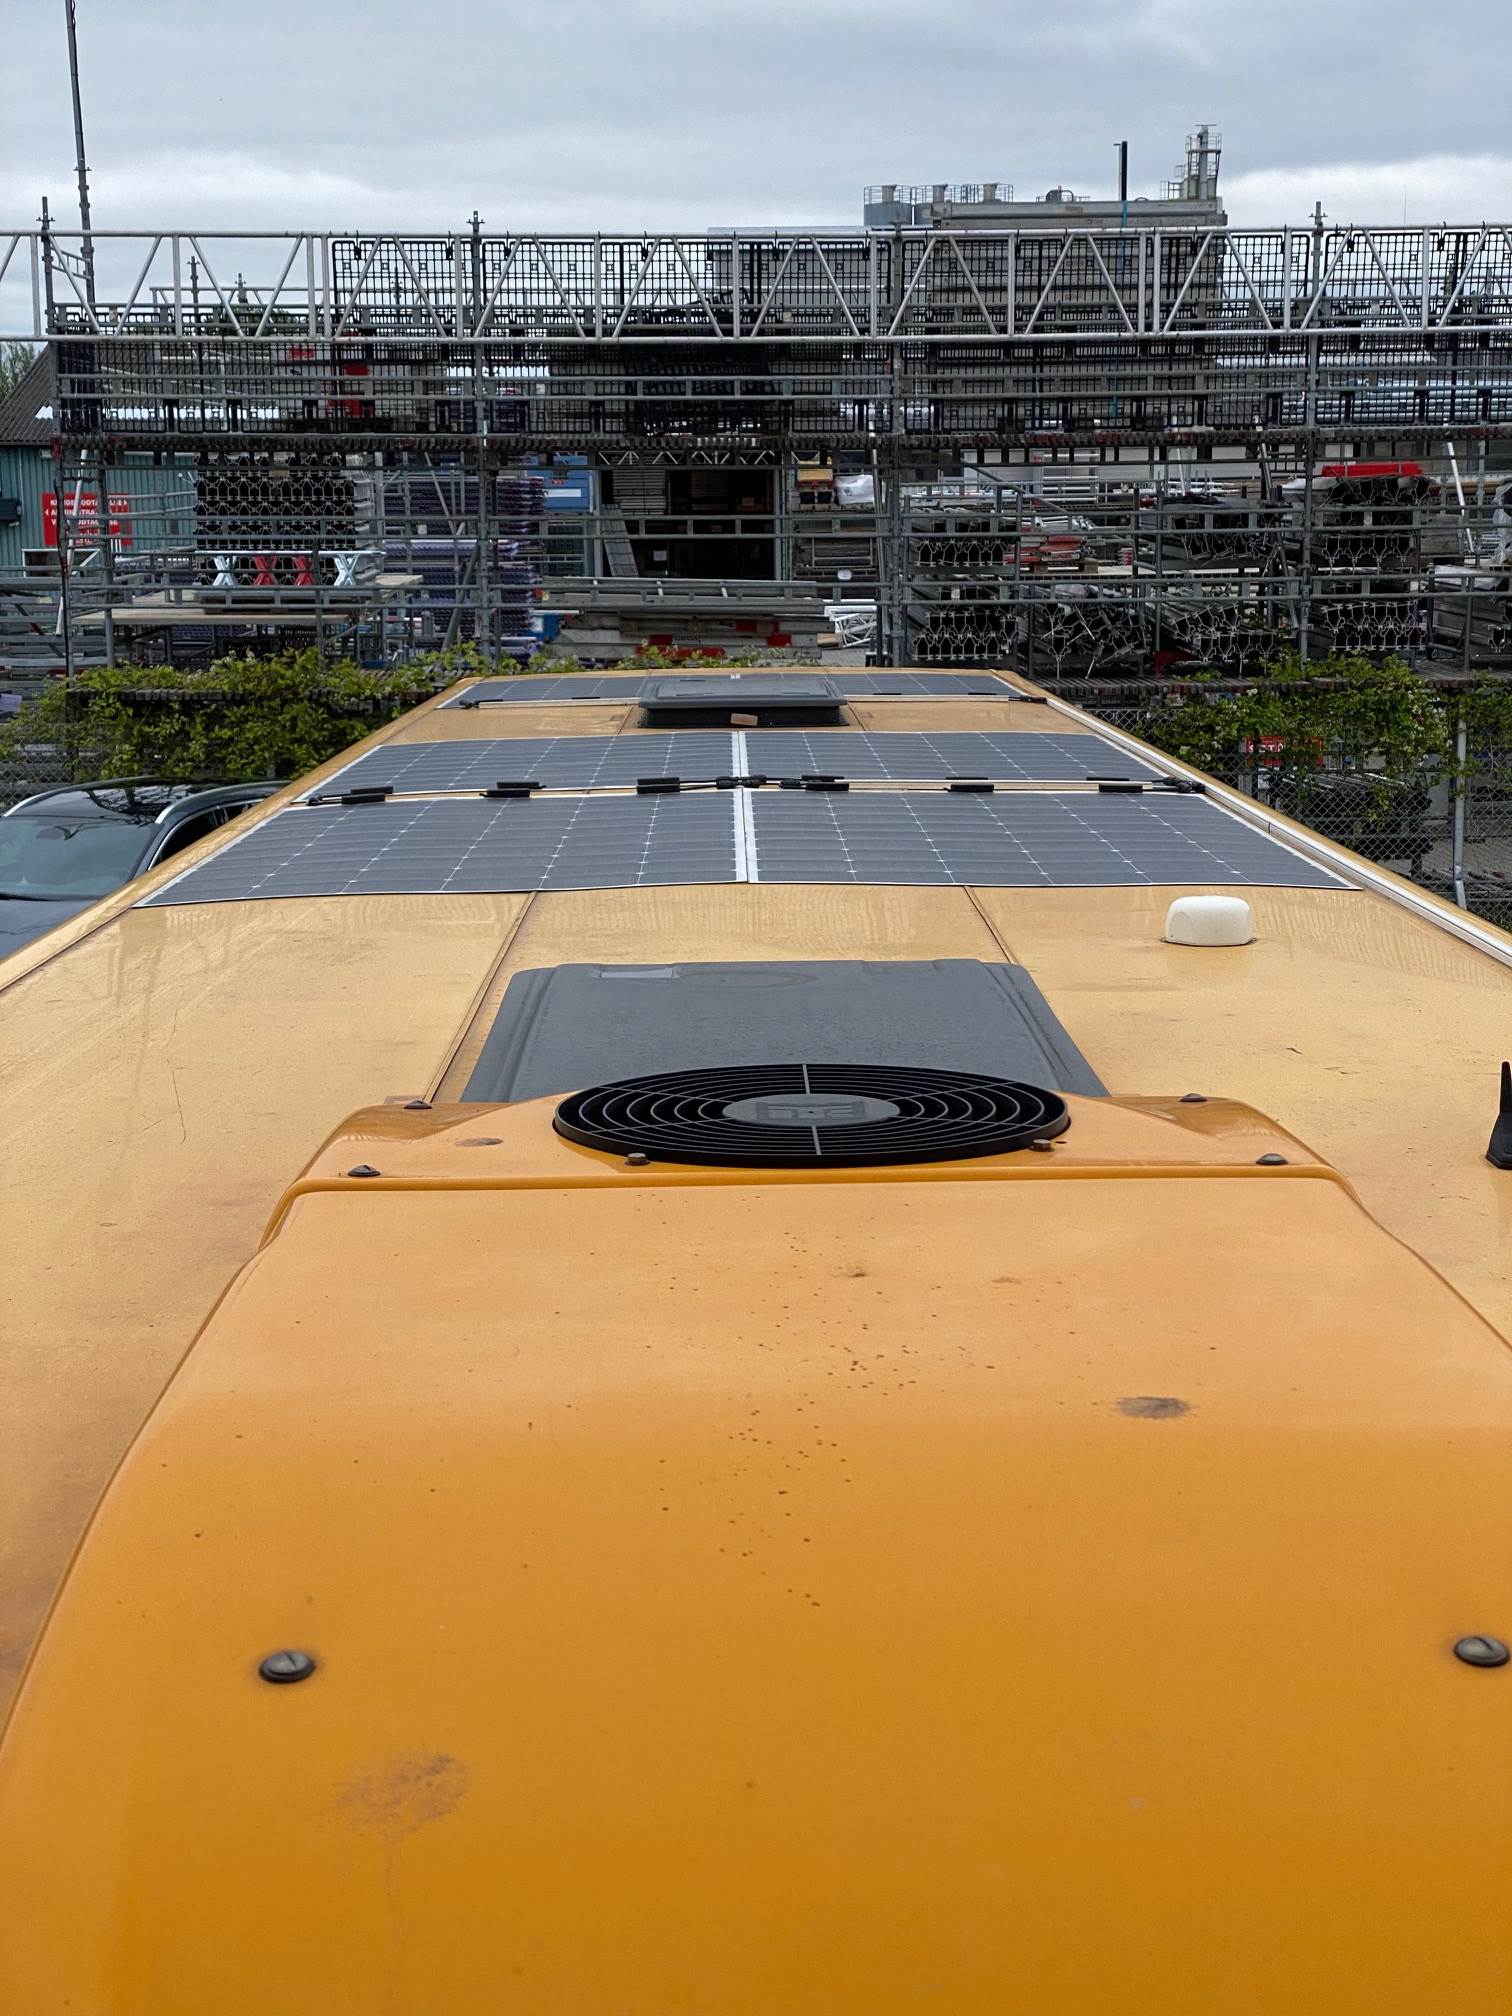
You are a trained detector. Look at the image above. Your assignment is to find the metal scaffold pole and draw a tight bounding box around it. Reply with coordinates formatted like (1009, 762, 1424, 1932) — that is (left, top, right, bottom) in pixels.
(1297, 202, 1326, 669)
(879, 229, 907, 665)
(1452, 707, 1468, 909)
(39, 199, 76, 689)
(469, 213, 493, 660)
(62, 0, 95, 308)
(62, 0, 116, 665)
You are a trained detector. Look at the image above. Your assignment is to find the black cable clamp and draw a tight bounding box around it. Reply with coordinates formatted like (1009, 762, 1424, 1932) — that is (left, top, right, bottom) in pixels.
(312, 783, 394, 807)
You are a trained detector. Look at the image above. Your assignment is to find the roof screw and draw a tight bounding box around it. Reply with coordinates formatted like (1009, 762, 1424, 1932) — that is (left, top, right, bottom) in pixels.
(625, 1151, 650, 1167)
(346, 1163, 381, 1178)
(1453, 1635, 1510, 1669)
(1180, 1093, 1208, 1104)
(403, 1098, 431, 1111)
(258, 1649, 318, 1685)
(1256, 1153, 1288, 1166)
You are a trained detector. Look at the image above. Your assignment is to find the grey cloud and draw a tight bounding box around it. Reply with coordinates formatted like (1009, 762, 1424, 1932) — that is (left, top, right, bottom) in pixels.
(2, 0, 1508, 233)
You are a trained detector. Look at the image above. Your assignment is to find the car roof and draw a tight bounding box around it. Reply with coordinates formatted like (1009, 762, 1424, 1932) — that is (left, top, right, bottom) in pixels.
(6, 780, 275, 824)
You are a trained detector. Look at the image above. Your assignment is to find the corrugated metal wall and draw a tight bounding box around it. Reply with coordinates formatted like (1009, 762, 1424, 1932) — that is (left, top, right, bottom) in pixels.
(0, 446, 52, 568)
(0, 453, 197, 569)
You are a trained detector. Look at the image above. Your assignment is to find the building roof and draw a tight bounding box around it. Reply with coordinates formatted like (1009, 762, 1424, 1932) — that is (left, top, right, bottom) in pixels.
(0, 351, 55, 446)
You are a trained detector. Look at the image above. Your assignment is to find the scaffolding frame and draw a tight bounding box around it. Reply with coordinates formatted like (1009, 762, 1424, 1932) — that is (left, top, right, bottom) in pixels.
(5, 223, 1512, 344)
(3, 218, 1512, 672)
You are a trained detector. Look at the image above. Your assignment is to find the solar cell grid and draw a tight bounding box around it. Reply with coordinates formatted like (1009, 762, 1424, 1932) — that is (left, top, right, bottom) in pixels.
(744, 730, 1160, 784)
(310, 733, 733, 797)
(831, 672, 1013, 696)
(144, 783, 1345, 906)
(444, 675, 641, 707)
(748, 791, 1346, 889)
(141, 794, 737, 903)
(313, 729, 1150, 797)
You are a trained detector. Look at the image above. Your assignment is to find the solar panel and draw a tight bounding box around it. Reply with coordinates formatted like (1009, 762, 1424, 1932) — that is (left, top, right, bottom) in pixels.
(140, 794, 737, 903)
(313, 729, 1157, 799)
(748, 790, 1348, 889)
(310, 733, 735, 797)
(145, 783, 1347, 908)
(829, 672, 1015, 696)
(743, 730, 1160, 784)
(443, 675, 643, 707)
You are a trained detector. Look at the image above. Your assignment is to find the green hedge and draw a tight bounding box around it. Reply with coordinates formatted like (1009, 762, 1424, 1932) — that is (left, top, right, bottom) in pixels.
(4, 646, 1501, 811)
(0, 643, 775, 789)
(1133, 652, 1453, 791)
(0, 646, 495, 785)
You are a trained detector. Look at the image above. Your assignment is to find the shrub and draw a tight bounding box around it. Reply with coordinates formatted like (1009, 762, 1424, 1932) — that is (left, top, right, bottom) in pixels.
(0, 645, 501, 785)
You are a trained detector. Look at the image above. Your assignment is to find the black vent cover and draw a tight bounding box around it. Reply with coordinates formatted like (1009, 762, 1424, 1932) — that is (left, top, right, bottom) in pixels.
(553, 1064, 1069, 1167)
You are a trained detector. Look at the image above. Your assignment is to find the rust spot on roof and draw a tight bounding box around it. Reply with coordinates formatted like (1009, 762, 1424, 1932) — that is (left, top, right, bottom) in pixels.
(335, 1752, 471, 1837)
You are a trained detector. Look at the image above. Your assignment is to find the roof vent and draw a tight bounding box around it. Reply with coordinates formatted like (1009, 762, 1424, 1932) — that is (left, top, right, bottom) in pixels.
(553, 1064, 1069, 1168)
(1164, 895, 1254, 947)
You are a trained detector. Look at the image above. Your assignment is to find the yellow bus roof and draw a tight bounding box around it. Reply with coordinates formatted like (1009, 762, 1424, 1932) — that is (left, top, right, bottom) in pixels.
(2, 669, 1510, 2010)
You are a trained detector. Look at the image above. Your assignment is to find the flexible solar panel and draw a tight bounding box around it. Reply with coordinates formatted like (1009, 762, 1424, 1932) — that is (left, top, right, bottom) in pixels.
(748, 790, 1348, 889)
(309, 728, 1153, 798)
(140, 794, 737, 903)
(444, 675, 646, 707)
(829, 672, 1014, 696)
(443, 670, 1021, 707)
(144, 785, 1346, 906)
(309, 733, 734, 797)
(743, 730, 1160, 784)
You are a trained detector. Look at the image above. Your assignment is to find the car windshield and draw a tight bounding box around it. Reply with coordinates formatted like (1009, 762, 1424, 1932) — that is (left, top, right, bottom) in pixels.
(0, 814, 151, 901)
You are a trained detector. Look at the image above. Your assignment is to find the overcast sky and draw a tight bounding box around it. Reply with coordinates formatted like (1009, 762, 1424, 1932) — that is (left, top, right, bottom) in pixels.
(3, 0, 1510, 236)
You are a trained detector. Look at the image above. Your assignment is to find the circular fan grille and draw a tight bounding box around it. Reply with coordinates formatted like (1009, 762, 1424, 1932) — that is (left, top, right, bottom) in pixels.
(553, 1064, 1070, 1168)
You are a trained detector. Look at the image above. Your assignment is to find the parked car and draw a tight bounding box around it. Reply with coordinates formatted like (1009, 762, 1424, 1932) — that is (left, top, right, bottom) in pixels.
(0, 779, 277, 959)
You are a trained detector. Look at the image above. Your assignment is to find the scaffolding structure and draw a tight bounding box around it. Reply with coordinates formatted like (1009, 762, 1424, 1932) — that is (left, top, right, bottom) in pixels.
(5, 219, 1512, 670)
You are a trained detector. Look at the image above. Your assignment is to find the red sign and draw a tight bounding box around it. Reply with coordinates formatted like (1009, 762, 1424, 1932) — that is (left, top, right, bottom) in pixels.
(42, 491, 134, 550)
(1243, 734, 1324, 769)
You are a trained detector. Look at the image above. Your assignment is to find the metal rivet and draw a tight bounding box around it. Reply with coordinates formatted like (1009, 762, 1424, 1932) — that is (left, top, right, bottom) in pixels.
(1180, 1093, 1207, 1104)
(259, 1649, 317, 1685)
(346, 1163, 381, 1178)
(403, 1098, 431, 1111)
(1454, 1635, 1510, 1669)
(1029, 1139, 1054, 1153)
(1256, 1154, 1288, 1166)
(625, 1152, 650, 1167)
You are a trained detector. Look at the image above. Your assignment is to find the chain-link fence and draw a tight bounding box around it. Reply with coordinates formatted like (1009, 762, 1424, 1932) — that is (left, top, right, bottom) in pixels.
(1085, 691, 1512, 931)
(0, 680, 447, 811)
(1458, 725, 1512, 929)
(0, 733, 75, 810)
